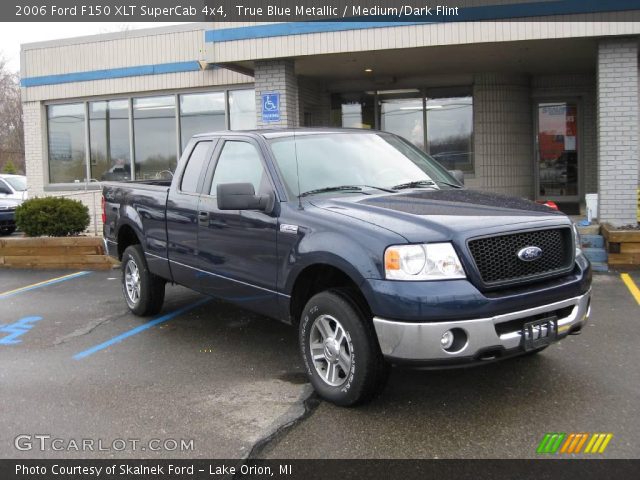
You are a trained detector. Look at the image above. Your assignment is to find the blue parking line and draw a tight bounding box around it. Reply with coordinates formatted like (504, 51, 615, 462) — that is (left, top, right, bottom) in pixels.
(0, 271, 91, 300)
(72, 298, 211, 360)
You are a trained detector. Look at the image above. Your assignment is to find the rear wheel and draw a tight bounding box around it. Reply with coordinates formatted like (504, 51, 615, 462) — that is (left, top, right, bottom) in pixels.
(121, 245, 165, 316)
(0, 227, 16, 236)
(299, 289, 389, 406)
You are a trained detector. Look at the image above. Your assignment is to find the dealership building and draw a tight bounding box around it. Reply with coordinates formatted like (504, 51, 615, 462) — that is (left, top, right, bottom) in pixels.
(20, 7, 640, 231)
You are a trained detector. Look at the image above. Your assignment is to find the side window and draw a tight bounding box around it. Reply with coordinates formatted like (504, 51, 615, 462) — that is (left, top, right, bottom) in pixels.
(180, 141, 211, 193)
(209, 141, 268, 196)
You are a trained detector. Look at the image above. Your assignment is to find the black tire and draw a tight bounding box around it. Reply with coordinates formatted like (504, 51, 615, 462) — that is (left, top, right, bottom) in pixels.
(0, 227, 16, 236)
(121, 245, 165, 316)
(299, 289, 390, 407)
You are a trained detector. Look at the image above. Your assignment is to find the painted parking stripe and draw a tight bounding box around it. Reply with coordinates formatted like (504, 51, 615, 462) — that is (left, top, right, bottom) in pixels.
(0, 271, 91, 300)
(621, 273, 640, 306)
(73, 298, 211, 360)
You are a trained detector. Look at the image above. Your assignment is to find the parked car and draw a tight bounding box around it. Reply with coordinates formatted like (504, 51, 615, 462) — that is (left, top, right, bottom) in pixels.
(0, 174, 28, 202)
(103, 129, 592, 406)
(0, 198, 19, 236)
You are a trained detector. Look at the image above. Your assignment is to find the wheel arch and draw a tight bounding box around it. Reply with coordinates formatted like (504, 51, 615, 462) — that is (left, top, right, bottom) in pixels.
(288, 262, 372, 326)
(116, 222, 142, 260)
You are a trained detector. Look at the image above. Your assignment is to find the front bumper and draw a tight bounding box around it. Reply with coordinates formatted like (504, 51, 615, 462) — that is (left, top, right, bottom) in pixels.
(373, 289, 591, 365)
(0, 211, 16, 228)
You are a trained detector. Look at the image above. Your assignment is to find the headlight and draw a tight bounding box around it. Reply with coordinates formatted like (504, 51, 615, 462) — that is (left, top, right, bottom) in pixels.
(384, 243, 466, 280)
(572, 223, 582, 257)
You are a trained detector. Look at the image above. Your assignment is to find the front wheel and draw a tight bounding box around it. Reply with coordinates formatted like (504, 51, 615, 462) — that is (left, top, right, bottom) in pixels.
(121, 245, 165, 316)
(0, 227, 16, 236)
(299, 289, 389, 406)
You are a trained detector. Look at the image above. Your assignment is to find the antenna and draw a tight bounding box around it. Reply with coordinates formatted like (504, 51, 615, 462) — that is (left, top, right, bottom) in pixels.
(294, 126, 303, 210)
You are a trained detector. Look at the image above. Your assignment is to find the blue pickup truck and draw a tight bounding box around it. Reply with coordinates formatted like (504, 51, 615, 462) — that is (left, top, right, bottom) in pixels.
(103, 129, 592, 406)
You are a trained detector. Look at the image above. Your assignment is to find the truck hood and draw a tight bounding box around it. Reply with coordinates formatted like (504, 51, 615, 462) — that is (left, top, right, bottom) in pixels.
(309, 189, 569, 243)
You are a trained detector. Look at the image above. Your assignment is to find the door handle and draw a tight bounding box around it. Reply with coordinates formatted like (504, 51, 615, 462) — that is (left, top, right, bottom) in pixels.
(198, 211, 210, 225)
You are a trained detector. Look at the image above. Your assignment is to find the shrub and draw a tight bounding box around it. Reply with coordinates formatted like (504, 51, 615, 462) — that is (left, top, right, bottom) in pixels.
(15, 196, 90, 237)
(2, 160, 17, 174)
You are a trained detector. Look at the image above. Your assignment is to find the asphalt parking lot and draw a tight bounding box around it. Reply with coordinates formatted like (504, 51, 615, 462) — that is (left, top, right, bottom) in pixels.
(0, 269, 310, 459)
(1, 269, 639, 459)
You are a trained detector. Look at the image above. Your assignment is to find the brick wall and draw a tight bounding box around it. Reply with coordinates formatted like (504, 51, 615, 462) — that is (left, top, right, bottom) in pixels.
(472, 74, 534, 198)
(254, 60, 299, 128)
(597, 38, 640, 226)
(23, 101, 45, 197)
(298, 78, 331, 127)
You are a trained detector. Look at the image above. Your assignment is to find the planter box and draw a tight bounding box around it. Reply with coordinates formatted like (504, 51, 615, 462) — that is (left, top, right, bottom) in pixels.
(0, 237, 117, 270)
(602, 223, 640, 268)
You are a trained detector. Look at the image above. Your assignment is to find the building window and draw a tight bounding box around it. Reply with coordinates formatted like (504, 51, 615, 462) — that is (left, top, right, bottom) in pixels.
(379, 90, 424, 150)
(45, 88, 255, 185)
(330, 93, 375, 129)
(427, 96, 474, 173)
(47, 103, 86, 183)
(133, 95, 177, 180)
(89, 100, 131, 181)
(179, 92, 225, 151)
(229, 90, 256, 130)
(330, 90, 474, 173)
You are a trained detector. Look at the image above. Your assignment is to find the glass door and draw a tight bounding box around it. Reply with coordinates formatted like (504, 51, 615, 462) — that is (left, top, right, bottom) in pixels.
(536, 102, 579, 203)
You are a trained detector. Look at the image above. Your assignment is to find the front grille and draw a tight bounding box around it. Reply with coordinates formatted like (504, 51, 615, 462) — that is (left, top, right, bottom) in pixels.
(467, 227, 573, 288)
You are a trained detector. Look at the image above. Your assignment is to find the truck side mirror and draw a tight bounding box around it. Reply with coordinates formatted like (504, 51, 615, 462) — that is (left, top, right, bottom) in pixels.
(448, 170, 465, 186)
(217, 182, 274, 213)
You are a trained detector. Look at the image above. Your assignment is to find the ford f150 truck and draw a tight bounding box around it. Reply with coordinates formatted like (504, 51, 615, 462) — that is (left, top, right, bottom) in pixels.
(103, 129, 592, 406)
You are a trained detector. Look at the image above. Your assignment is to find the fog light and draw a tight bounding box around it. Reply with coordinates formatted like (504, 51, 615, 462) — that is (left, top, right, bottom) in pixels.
(440, 330, 454, 350)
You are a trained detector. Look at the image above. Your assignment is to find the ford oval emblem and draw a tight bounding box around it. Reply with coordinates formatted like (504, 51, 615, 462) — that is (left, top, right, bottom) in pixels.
(517, 246, 543, 262)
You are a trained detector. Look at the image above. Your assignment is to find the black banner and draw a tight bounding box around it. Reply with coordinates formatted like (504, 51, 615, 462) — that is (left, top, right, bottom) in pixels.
(2, 460, 640, 480)
(4, 0, 640, 22)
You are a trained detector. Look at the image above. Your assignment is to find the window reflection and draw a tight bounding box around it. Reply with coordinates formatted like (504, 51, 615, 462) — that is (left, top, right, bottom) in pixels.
(210, 141, 267, 196)
(537, 103, 578, 197)
(181, 141, 212, 193)
(48, 103, 86, 183)
(133, 96, 177, 179)
(427, 96, 473, 172)
(380, 95, 424, 150)
(330, 93, 375, 129)
(47, 89, 257, 184)
(90, 100, 131, 181)
(330, 90, 474, 172)
(229, 90, 256, 130)
(179, 92, 225, 150)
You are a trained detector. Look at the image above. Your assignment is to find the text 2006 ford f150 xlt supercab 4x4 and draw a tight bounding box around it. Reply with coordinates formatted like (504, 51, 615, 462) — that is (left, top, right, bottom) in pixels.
(103, 129, 592, 406)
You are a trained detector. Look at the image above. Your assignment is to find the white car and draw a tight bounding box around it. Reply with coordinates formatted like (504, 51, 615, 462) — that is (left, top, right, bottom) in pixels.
(0, 174, 28, 201)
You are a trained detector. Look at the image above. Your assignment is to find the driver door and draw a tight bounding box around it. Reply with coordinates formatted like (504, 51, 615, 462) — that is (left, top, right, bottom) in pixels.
(196, 138, 281, 318)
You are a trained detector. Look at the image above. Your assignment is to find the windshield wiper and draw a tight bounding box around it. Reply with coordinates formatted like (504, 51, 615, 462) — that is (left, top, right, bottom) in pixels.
(299, 185, 364, 197)
(299, 185, 394, 197)
(391, 180, 438, 191)
(435, 179, 463, 189)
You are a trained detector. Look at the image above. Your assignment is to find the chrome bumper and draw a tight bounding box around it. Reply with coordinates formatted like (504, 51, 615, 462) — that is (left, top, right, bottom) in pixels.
(373, 289, 591, 363)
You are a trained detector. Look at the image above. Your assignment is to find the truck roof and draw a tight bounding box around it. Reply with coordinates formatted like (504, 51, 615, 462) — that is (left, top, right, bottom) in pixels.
(192, 127, 384, 140)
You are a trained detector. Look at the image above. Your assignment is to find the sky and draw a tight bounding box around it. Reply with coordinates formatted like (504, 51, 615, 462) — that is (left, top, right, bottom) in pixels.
(0, 22, 190, 73)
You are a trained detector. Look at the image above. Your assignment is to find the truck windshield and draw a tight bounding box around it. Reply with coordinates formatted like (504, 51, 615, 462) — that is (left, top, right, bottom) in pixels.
(2, 175, 27, 191)
(268, 132, 460, 198)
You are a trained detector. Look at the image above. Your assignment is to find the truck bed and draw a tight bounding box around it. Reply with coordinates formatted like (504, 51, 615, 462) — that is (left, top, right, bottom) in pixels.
(102, 180, 172, 280)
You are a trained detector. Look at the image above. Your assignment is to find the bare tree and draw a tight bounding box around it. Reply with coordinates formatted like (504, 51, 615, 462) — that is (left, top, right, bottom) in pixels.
(0, 54, 24, 174)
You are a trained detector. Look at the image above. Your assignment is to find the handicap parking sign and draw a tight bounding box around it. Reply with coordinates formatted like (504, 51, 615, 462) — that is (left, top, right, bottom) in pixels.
(262, 93, 280, 123)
